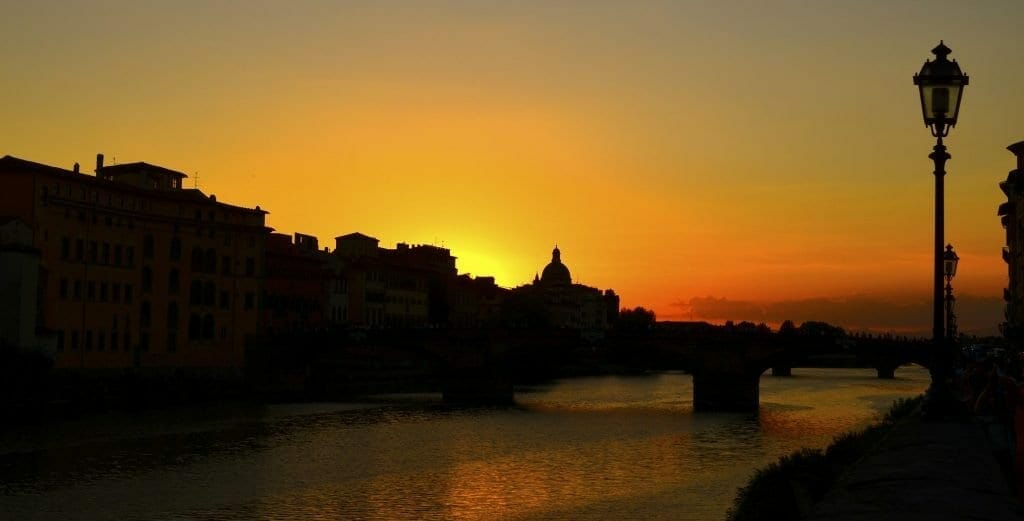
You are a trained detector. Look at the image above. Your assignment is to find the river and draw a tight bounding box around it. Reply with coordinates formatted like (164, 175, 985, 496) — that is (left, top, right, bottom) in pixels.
(0, 367, 929, 520)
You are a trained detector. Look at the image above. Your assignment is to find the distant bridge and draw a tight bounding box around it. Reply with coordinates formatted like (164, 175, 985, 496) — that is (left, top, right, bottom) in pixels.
(644, 325, 933, 412)
(421, 326, 934, 412)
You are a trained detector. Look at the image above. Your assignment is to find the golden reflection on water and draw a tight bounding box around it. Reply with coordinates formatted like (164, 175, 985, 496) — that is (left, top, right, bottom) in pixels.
(759, 367, 928, 441)
(443, 458, 558, 520)
(2, 368, 930, 521)
(440, 432, 700, 520)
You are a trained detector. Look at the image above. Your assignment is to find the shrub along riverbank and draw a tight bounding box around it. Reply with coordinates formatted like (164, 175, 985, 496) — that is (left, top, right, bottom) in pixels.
(726, 395, 923, 521)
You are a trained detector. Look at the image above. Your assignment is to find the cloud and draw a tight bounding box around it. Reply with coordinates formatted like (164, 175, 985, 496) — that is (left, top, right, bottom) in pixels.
(670, 294, 1003, 337)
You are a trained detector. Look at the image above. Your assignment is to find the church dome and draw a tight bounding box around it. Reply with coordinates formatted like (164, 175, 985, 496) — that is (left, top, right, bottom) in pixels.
(540, 246, 572, 285)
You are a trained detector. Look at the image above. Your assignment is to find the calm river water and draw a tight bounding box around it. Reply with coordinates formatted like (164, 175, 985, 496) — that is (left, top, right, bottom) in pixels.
(0, 367, 929, 520)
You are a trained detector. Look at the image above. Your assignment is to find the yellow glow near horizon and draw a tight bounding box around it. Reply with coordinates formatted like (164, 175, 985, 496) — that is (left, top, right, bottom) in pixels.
(2, 2, 1022, 333)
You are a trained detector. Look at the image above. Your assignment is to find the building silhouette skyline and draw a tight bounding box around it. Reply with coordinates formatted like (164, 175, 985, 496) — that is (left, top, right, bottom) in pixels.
(0, 153, 620, 375)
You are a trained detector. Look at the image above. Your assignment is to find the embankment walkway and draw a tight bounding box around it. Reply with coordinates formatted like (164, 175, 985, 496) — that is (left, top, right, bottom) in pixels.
(808, 414, 1024, 520)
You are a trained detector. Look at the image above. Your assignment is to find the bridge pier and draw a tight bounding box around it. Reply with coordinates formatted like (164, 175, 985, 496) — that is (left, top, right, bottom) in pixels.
(441, 375, 514, 405)
(691, 371, 761, 413)
(876, 365, 897, 379)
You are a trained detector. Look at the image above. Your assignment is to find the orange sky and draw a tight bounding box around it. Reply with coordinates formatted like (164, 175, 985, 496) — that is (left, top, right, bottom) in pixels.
(3, 1, 1022, 334)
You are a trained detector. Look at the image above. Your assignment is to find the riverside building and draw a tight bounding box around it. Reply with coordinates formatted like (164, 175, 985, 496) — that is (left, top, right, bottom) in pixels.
(333, 233, 449, 328)
(1000, 141, 1024, 348)
(0, 154, 268, 374)
(513, 246, 619, 332)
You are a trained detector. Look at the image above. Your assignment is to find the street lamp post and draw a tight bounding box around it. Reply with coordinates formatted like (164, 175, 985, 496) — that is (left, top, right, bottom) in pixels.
(913, 41, 968, 415)
(944, 244, 960, 340)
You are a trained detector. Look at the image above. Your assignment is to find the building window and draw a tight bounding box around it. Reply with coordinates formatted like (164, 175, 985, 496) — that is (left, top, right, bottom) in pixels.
(203, 281, 215, 306)
(144, 234, 154, 259)
(170, 237, 182, 261)
(125, 284, 134, 304)
(190, 280, 202, 306)
(204, 249, 216, 273)
(71, 331, 79, 351)
(88, 241, 97, 263)
(220, 290, 229, 310)
(101, 243, 110, 264)
(222, 256, 231, 275)
(111, 332, 119, 351)
(168, 302, 179, 329)
(98, 331, 106, 352)
(115, 244, 123, 265)
(85, 330, 93, 351)
(202, 314, 214, 340)
(61, 237, 70, 260)
(100, 282, 108, 302)
(56, 330, 64, 351)
(75, 239, 83, 261)
(140, 332, 149, 352)
(124, 331, 131, 352)
(112, 283, 121, 302)
(142, 266, 152, 293)
(189, 314, 201, 340)
(167, 331, 177, 353)
(59, 278, 68, 299)
(191, 247, 202, 272)
(140, 301, 151, 327)
(87, 281, 95, 301)
(245, 292, 254, 310)
(126, 246, 135, 266)
(169, 269, 180, 294)
(245, 257, 255, 277)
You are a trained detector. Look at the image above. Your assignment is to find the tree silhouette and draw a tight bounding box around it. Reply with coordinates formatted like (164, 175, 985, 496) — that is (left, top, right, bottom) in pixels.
(616, 306, 656, 333)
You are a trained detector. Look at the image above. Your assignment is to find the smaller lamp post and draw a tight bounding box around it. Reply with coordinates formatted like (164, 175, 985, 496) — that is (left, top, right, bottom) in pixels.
(943, 244, 959, 340)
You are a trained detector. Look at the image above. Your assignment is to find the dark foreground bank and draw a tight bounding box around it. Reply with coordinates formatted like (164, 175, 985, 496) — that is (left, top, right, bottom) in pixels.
(727, 396, 1024, 520)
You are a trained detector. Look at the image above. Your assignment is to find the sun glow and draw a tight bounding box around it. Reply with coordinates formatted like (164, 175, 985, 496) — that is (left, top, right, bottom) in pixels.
(2, 2, 1020, 334)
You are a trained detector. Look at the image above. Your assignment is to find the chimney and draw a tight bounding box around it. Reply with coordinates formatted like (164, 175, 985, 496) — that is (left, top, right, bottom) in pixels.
(73, 162, 80, 174)
(96, 153, 104, 173)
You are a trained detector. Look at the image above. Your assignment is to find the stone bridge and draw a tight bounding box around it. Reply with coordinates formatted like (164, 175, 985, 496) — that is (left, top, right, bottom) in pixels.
(647, 328, 934, 412)
(421, 326, 933, 412)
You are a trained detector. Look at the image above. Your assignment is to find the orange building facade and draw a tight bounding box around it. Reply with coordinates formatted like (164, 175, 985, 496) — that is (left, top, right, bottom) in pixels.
(0, 155, 268, 373)
(263, 232, 328, 333)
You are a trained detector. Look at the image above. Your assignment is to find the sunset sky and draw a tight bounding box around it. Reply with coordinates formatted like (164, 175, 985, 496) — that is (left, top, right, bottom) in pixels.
(3, 1, 1022, 334)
